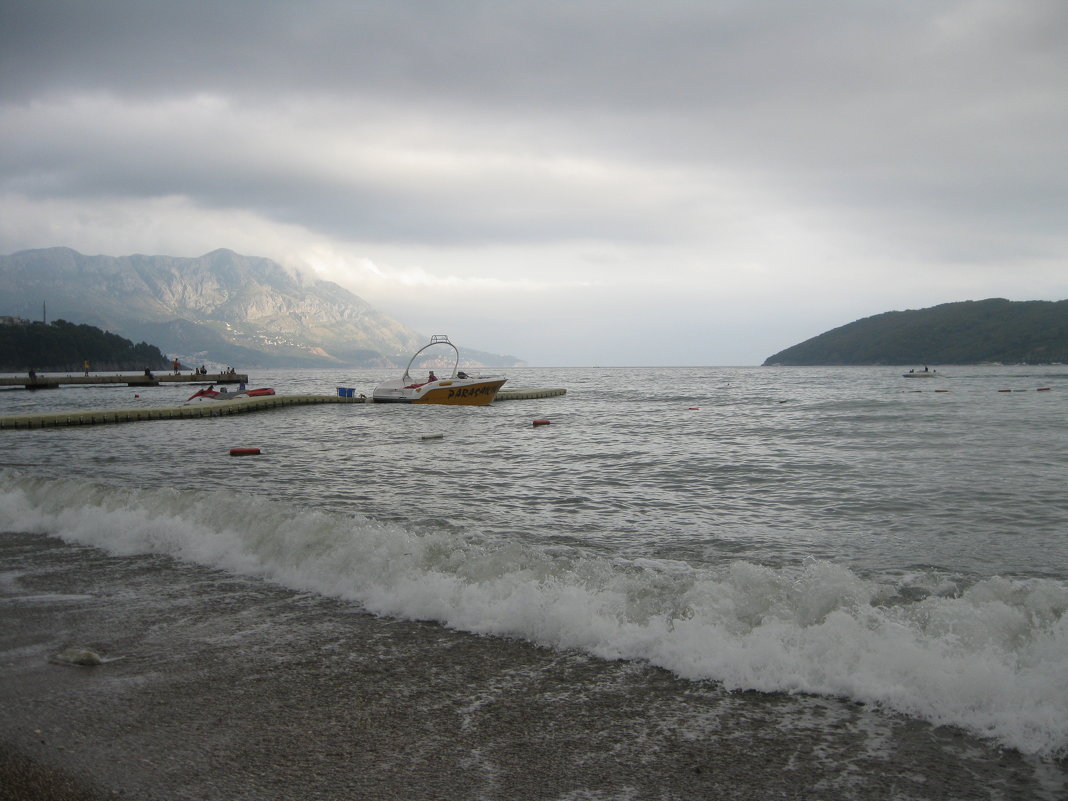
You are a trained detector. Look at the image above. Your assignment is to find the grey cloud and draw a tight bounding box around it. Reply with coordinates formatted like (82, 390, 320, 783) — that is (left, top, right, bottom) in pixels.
(2, 0, 1067, 316)
(0, 109, 690, 248)
(7, 2, 1063, 111)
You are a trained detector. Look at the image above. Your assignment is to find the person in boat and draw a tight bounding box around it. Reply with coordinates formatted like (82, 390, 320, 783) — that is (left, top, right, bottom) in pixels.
(428, 371, 437, 382)
(457, 371, 468, 379)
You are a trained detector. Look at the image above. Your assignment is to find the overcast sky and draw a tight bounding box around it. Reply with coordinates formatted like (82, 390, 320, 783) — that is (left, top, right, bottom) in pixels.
(2, 1, 1066, 365)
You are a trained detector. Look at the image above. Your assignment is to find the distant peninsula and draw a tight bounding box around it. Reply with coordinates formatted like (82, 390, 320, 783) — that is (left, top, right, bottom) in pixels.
(0, 318, 172, 372)
(763, 299, 1068, 366)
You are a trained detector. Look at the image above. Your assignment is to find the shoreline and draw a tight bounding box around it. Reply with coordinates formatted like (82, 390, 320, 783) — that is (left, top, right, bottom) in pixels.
(2, 531, 1065, 800)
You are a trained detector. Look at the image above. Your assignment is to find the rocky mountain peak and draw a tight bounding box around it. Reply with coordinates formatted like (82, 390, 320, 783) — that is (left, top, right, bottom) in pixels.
(0, 247, 522, 368)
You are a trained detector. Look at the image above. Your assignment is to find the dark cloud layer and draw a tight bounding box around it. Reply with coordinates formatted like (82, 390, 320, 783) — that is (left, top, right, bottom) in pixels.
(7, 2, 1066, 119)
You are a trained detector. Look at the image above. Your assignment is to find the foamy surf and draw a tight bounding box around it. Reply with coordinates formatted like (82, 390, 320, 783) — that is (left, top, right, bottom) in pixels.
(2, 469, 1066, 758)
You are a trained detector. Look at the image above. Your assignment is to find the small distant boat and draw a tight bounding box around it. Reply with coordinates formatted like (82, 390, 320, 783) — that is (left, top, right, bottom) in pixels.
(372, 335, 506, 405)
(903, 367, 940, 378)
(185, 386, 275, 403)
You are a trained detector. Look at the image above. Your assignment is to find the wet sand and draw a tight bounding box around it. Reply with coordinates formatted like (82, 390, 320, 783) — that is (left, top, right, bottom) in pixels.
(0, 743, 112, 801)
(2, 532, 1065, 801)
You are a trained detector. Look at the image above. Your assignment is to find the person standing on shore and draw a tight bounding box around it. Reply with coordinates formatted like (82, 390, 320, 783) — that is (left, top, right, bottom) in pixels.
(83, 359, 90, 376)
(172, 358, 180, 375)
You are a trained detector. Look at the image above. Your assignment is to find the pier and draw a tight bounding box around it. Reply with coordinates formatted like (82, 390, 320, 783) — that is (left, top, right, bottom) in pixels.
(0, 372, 248, 389)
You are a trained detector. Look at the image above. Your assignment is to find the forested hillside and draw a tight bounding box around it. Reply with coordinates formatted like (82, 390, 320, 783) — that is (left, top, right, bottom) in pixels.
(0, 319, 171, 372)
(763, 299, 1068, 365)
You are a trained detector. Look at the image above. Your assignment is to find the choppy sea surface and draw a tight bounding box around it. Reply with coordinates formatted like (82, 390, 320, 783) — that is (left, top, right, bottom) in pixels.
(2, 365, 1067, 794)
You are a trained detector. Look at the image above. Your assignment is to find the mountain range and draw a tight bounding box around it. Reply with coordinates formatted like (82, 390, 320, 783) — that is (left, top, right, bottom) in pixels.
(0, 248, 523, 369)
(763, 298, 1068, 365)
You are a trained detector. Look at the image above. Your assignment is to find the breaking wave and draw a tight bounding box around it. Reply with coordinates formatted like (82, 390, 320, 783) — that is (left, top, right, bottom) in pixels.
(3, 469, 1066, 757)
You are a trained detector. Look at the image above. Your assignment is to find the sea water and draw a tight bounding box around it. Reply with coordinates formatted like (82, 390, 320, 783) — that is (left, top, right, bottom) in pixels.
(2, 365, 1067, 795)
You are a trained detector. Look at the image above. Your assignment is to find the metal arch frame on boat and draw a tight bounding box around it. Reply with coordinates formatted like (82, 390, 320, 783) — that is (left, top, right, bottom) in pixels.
(403, 334, 464, 384)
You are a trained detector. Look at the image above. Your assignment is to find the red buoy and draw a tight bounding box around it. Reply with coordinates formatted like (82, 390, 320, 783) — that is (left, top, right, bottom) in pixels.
(229, 447, 261, 456)
(532, 419, 551, 427)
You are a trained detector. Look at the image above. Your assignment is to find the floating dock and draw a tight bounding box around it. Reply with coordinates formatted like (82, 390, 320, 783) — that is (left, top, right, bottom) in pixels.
(0, 373, 248, 389)
(0, 394, 360, 429)
(496, 387, 566, 401)
(0, 387, 566, 429)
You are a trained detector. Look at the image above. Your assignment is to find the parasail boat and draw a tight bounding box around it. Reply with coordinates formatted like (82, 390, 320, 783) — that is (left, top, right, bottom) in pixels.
(372, 335, 506, 405)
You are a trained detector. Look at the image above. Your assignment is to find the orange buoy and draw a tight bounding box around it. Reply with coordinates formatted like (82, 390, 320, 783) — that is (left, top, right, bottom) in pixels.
(229, 447, 261, 456)
(532, 419, 551, 427)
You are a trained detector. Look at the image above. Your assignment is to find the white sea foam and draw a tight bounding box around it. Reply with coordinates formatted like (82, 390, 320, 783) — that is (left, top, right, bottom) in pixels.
(3, 470, 1067, 757)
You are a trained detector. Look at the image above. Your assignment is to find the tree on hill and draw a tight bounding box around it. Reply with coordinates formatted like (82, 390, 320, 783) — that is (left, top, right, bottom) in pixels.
(763, 299, 1068, 365)
(0, 319, 173, 372)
